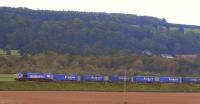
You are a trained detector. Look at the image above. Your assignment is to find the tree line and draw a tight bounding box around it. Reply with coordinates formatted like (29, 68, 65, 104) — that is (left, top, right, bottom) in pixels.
(0, 52, 200, 76)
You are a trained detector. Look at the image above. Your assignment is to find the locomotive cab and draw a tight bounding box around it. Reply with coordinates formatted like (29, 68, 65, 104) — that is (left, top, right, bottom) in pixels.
(15, 72, 27, 81)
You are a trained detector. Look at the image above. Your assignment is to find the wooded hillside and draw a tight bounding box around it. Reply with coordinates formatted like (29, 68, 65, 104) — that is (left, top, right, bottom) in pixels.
(1, 7, 200, 55)
(1, 7, 200, 75)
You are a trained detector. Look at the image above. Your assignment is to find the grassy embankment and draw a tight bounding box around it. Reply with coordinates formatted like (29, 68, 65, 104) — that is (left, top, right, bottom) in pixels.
(0, 81, 200, 92)
(0, 74, 15, 81)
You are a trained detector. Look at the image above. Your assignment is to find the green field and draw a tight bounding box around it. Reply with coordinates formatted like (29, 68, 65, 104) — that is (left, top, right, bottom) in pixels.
(170, 27, 200, 33)
(0, 81, 200, 92)
(0, 74, 15, 81)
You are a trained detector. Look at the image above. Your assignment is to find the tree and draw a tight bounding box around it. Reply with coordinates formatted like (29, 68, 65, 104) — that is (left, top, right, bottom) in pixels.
(178, 25, 185, 33)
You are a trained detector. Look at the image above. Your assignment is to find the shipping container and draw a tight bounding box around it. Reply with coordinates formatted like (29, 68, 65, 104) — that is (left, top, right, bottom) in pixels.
(109, 76, 119, 82)
(134, 76, 156, 83)
(81, 75, 104, 81)
(182, 77, 200, 83)
(109, 76, 129, 82)
(53, 74, 66, 81)
(65, 75, 78, 81)
(159, 77, 181, 83)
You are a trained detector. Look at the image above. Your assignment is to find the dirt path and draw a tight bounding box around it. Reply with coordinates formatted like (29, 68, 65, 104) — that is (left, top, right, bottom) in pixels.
(0, 91, 200, 104)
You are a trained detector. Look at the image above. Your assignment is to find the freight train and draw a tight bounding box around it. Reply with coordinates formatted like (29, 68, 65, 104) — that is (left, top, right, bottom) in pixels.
(15, 72, 200, 84)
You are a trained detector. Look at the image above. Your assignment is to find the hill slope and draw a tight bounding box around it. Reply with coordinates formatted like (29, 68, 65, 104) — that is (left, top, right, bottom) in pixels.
(0, 7, 200, 55)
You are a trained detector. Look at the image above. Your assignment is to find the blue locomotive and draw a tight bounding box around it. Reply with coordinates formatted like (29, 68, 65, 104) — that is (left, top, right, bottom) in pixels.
(15, 72, 53, 81)
(15, 72, 200, 84)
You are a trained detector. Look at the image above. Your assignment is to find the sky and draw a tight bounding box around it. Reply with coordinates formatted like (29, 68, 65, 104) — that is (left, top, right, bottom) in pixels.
(0, 0, 200, 25)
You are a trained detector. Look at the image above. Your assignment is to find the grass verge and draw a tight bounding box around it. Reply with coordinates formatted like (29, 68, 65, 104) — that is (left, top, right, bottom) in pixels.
(0, 74, 14, 81)
(1, 81, 200, 92)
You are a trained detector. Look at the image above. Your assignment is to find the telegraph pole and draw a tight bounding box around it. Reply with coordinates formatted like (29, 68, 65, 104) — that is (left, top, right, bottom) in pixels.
(123, 71, 128, 104)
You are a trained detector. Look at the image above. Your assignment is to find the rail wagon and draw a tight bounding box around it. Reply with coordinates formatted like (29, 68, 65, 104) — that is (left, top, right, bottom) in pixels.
(65, 75, 79, 81)
(134, 76, 157, 83)
(53, 74, 66, 81)
(109, 75, 130, 82)
(159, 77, 182, 83)
(81, 75, 104, 82)
(182, 77, 200, 83)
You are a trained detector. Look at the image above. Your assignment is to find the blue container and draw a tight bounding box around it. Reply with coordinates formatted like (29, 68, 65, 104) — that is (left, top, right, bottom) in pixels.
(53, 74, 66, 81)
(109, 76, 129, 82)
(81, 75, 104, 81)
(118, 76, 130, 82)
(65, 75, 78, 81)
(182, 77, 200, 83)
(159, 77, 181, 83)
(134, 76, 156, 83)
(109, 76, 119, 81)
(27, 72, 52, 79)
